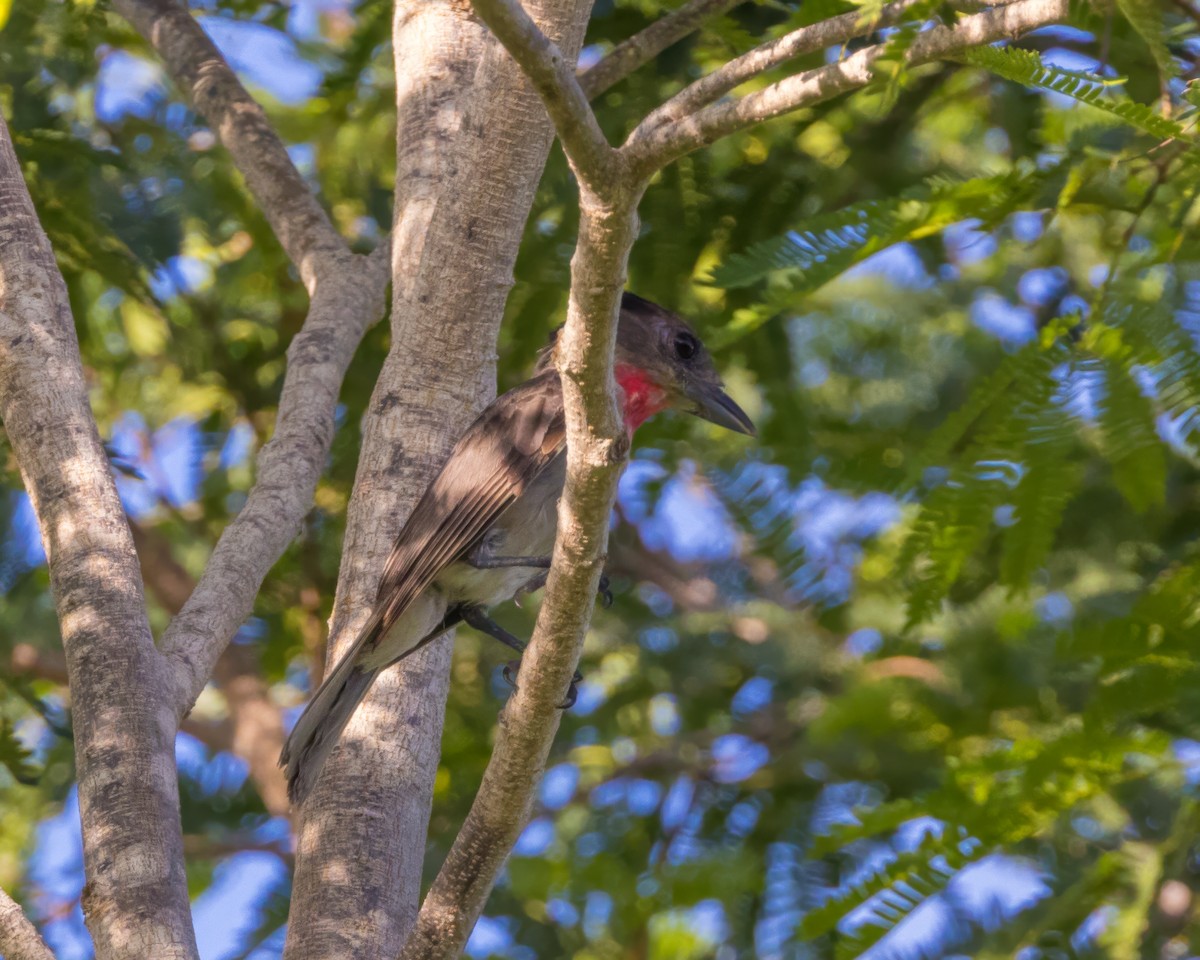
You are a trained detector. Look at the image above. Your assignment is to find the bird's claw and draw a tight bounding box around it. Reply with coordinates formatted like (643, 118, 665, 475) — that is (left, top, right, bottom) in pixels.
(514, 573, 549, 608)
(560, 670, 583, 710)
(597, 575, 613, 609)
(501, 659, 583, 710)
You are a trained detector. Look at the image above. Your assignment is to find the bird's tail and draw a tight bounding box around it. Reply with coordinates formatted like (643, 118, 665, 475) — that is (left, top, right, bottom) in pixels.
(281, 613, 385, 807)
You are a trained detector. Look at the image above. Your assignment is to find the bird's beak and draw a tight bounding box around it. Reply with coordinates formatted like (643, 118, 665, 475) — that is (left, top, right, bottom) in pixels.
(685, 381, 756, 436)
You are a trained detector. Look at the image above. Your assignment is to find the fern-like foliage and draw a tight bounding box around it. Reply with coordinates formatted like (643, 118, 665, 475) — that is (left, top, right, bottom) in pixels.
(1096, 352, 1167, 512)
(711, 166, 1047, 291)
(799, 829, 980, 956)
(963, 47, 1195, 149)
(809, 799, 921, 858)
(1114, 0, 1180, 82)
(998, 399, 1080, 591)
(901, 340, 1073, 625)
(0, 718, 35, 785)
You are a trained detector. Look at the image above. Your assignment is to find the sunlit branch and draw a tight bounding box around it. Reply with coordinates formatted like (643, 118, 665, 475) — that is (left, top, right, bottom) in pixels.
(401, 191, 639, 960)
(111, 0, 345, 287)
(579, 0, 746, 99)
(637, 0, 932, 132)
(159, 241, 391, 719)
(0, 888, 54, 960)
(0, 112, 198, 960)
(470, 0, 623, 190)
(626, 0, 1070, 171)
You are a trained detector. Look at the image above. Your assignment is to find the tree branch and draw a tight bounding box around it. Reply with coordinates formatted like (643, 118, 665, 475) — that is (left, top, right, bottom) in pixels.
(0, 888, 54, 960)
(109, 0, 392, 721)
(401, 9, 647, 953)
(401, 186, 640, 960)
(283, 2, 596, 956)
(111, 0, 346, 288)
(0, 113, 197, 959)
(470, 0, 623, 190)
(638, 0, 932, 132)
(626, 0, 1070, 170)
(130, 521, 290, 819)
(158, 242, 391, 719)
(578, 0, 746, 99)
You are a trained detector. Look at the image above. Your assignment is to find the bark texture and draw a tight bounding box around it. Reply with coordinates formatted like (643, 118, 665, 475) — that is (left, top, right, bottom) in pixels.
(282, 3, 594, 957)
(113, 0, 393, 721)
(0, 116, 197, 959)
(401, 188, 641, 960)
(112, 0, 345, 286)
(0, 889, 55, 960)
(400, 0, 1073, 949)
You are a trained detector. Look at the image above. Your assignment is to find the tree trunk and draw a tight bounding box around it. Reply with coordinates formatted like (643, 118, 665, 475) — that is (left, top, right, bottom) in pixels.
(0, 116, 197, 960)
(282, 2, 594, 956)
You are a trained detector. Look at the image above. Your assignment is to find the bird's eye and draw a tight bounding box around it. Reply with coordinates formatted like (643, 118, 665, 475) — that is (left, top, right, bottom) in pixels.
(673, 331, 699, 362)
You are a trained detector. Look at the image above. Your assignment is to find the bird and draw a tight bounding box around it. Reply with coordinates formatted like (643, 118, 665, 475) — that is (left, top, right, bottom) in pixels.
(281, 292, 755, 805)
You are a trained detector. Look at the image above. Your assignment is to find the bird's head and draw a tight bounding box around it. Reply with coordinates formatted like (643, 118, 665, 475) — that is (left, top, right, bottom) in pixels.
(537, 292, 755, 437)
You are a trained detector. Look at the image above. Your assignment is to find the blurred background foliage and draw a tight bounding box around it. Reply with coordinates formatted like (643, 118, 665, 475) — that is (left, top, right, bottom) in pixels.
(5, 0, 1200, 956)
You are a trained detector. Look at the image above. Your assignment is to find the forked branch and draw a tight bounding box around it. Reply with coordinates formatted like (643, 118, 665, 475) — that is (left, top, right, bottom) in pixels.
(626, 0, 1071, 170)
(405, 0, 1073, 955)
(112, 0, 395, 717)
(470, 0, 623, 190)
(579, 0, 746, 98)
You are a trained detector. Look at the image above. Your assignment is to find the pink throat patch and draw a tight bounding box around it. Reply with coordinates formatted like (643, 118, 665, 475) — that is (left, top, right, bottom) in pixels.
(615, 363, 668, 433)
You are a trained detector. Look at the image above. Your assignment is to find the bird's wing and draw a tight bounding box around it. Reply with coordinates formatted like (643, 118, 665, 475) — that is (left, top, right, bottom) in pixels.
(369, 369, 566, 636)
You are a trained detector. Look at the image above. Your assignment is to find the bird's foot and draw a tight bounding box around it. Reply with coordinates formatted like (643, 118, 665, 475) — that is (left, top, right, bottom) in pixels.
(502, 658, 583, 710)
(514, 572, 549, 608)
(514, 573, 612, 609)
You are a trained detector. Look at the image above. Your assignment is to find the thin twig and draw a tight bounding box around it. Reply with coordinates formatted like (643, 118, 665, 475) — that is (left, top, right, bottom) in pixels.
(579, 0, 746, 99)
(625, 0, 1071, 172)
(638, 0, 932, 133)
(112, 0, 346, 288)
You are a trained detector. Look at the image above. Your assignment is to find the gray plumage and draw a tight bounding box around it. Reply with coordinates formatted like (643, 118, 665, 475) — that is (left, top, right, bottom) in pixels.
(281, 295, 753, 805)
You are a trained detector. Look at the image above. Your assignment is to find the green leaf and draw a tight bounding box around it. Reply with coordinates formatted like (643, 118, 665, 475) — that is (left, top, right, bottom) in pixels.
(902, 341, 1070, 625)
(809, 799, 921, 857)
(710, 166, 1047, 291)
(999, 403, 1080, 591)
(964, 46, 1193, 148)
(798, 829, 980, 949)
(1114, 0, 1179, 82)
(1099, 355, 1167, 511)
(0, 719, 36, 785)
